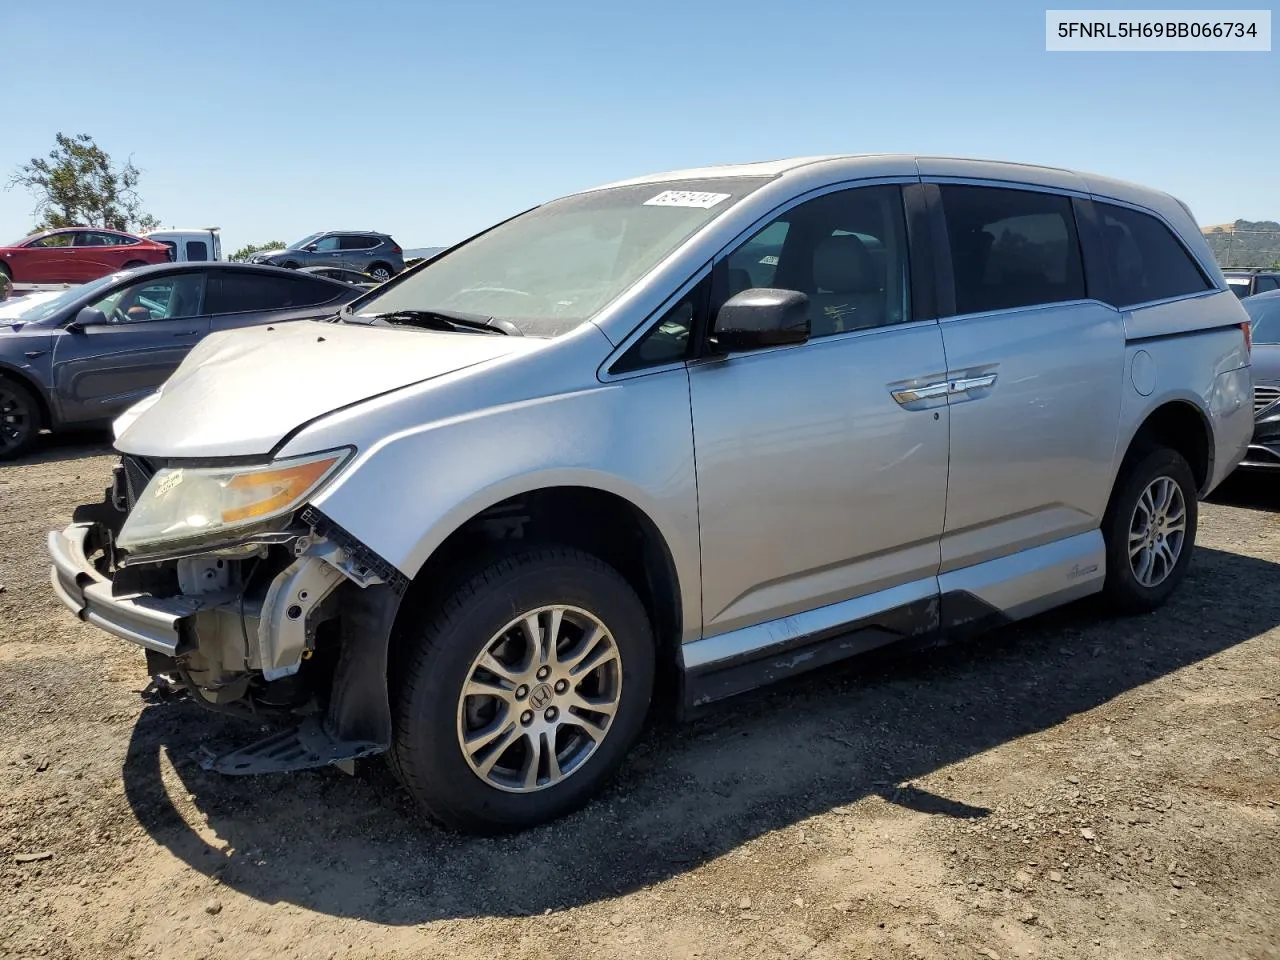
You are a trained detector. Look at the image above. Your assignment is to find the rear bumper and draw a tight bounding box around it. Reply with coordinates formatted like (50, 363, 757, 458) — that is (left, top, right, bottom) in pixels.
(47, 523, 199, 656)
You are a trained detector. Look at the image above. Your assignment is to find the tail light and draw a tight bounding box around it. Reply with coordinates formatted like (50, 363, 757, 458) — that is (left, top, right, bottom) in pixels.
(390, 244, 402, 254)
(1242, 321, 1252, 356)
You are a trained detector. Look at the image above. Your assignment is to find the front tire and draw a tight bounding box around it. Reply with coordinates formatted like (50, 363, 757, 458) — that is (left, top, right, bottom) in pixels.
(0, 378, 41, 460)
(1100, 446, 1198, 614)
(391, 545, 655, 833)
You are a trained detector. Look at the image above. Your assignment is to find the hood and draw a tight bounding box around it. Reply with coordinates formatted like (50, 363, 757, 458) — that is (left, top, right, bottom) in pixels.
(114, 320, 535, 459)
(251, 249, 287, 261)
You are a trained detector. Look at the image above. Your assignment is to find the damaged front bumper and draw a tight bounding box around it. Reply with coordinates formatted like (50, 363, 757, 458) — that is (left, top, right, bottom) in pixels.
(49, 522, 195, 656)
(46, 492, 406, 776)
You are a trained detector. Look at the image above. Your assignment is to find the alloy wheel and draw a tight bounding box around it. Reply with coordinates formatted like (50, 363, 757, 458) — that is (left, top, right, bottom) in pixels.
(456, 604, 622, 793)
(1128, 475, 1187, 588)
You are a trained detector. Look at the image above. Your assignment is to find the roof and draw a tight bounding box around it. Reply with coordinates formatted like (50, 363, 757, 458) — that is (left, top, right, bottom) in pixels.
(586, 154, 1185, 216)
(592, 156, 854, 189)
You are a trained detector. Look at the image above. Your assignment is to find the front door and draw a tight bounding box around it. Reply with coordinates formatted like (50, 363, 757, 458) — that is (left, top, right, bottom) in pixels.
(306, 234, 345, 269)
(19, 232, 77, 283)
(689, 183, 951, 639)
(929, 183, 1124, 582)
(51, 272, 211, 424)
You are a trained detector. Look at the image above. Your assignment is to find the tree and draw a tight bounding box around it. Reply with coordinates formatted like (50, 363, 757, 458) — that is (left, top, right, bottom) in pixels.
(228, 241, 286, 262)
(7, 133, 160, 233)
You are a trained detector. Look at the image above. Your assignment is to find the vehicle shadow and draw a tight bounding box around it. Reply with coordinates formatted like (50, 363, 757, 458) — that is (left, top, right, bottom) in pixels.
(1209, 470, 1280, 513)
(3, 428, 113, 466)
(120, 545, 1280, 924)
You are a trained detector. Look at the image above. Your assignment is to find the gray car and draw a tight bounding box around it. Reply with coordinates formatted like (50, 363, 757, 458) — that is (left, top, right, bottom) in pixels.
(1240, 290, 1280, 468)
(249, 231, 405, 281)
(0, 262, 360, 458)
(49, 155, 1253, 834)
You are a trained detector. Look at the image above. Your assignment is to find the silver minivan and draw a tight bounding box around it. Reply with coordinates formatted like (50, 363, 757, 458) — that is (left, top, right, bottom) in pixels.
(49, 155, 1254, 833)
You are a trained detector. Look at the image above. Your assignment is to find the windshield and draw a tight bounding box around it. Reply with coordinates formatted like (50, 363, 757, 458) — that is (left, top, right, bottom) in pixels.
(1246, 296, 1280, 344)
(351, 177, 771, 337)
(6, 233, 41, 247)
(5, 273, 124, 323)
(288, 232, 323, 250)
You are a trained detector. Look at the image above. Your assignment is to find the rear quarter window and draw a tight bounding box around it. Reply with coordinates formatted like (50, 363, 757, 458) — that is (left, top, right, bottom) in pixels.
(1095, 202, 1211, 307)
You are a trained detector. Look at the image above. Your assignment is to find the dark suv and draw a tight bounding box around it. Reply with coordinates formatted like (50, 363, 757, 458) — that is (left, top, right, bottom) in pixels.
(1223, 268, 1280, 299)
(250, 231, 405, 281)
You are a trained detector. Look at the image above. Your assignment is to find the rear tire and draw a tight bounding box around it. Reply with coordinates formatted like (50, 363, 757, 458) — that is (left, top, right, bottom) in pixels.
(0, 378, 41, 460)
(390, 545, 654, 834)
(367, 263, 393, 282)
(121, 260, 146, 270)
(1100, 446, 1198, 614)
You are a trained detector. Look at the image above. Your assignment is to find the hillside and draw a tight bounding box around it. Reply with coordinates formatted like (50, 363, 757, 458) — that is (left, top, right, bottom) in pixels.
(1202, 219, 1280, 269)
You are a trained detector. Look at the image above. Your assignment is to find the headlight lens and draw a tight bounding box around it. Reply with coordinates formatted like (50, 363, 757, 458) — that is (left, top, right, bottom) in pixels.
(116, 450, 348, 554)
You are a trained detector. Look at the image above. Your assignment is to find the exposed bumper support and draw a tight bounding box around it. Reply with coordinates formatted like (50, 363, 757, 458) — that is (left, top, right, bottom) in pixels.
(47, 524, 201, 656)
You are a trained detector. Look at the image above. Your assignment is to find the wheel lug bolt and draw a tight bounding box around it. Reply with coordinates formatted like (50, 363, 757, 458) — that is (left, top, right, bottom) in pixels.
(515, 685, 528, 700)
(554, 679, 568, 694)
(520, 710, 533, 726)
(544, 707, 558, 722)
(536, 666, 551, 680)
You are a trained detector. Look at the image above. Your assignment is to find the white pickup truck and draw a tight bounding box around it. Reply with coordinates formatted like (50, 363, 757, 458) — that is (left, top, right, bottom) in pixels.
(142, 228, 222, 263)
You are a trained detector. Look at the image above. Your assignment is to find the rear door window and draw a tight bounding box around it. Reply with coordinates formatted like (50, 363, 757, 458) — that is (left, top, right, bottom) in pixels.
(1095, 202, 1211, 307)
(340, 235, 379, 250)
(209, 272, 344, 313)
(939, 185, 1086, 315)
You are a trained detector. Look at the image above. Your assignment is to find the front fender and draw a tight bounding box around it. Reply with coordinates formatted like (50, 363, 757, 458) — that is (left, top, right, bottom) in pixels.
(300, 367, 703, 643)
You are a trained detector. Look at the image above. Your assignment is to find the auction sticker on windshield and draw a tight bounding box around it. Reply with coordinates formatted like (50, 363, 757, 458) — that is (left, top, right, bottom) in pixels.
(643, 190, 732, 208)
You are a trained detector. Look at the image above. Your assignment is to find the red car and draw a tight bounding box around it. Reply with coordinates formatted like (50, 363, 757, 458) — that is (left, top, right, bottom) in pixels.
(0, 227, 171, 284)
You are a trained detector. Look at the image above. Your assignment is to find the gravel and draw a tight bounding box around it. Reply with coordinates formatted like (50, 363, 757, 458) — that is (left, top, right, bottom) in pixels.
(1, 435, 1278, 959)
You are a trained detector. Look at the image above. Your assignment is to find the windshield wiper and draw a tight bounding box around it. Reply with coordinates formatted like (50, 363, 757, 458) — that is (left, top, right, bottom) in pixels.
(355, 309, 512, 335)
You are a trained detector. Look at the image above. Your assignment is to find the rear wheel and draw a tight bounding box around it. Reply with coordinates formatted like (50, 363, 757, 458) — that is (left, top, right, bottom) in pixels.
(122, 260, 147, 270)
(0, 378, 41, 460)
(367, 263, 393, 282)
(390, 545, 654, 833)
(1100, 446, 1198, 614)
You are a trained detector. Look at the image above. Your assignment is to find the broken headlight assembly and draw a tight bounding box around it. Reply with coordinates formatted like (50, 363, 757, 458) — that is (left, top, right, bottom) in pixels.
(115, 449, 351, 557)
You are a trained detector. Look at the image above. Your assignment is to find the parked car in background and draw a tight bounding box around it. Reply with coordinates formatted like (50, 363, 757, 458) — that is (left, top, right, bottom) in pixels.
(1240, 289, 1280, 470)
(0, 262, 360, 458)
(298, 265, 381, 289)
(248, 231, 405, 281)
(1223, 268, 1280, 299)
(0, 228, 171, 285)
(142, 228, 222, 263)
(47, 155, 1253, 834)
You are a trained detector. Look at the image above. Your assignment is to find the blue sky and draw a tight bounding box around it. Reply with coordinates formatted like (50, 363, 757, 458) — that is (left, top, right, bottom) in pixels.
(0, 1, 1274, 254)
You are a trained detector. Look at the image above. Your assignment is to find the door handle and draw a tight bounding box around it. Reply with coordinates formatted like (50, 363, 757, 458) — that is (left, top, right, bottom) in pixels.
(891, 382, 950, 405)
(172, 330, 199, 336)
(891, 372, 998, 407)
(948, 373, 997, 394)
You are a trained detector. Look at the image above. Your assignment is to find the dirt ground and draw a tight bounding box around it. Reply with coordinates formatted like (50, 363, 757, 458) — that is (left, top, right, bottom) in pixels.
(1, 434, 1278, 960)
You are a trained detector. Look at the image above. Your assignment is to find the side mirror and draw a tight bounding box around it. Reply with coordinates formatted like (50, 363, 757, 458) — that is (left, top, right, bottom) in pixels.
(67, 307, 108, 332)
(304, 243, 318, 252)
(711, 288, 810, 353)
